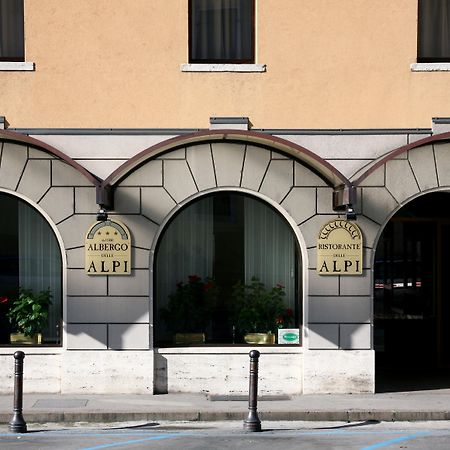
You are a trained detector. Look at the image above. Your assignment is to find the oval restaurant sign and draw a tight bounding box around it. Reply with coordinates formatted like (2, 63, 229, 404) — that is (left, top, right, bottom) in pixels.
(85, 219, 131, 275)
(317, 219, 363, 275)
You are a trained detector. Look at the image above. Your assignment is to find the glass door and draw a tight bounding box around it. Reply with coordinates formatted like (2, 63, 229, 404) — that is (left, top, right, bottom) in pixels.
(374, 219, 437, 369)
(438, 223, 450, 368)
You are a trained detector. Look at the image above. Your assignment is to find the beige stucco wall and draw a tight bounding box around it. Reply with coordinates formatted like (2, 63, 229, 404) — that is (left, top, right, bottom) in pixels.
(0, 0, 448, 129)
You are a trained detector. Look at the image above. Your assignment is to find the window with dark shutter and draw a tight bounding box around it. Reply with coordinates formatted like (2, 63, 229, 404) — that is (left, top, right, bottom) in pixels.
(0, 0, 24, 61)
(418, 0, 450, 62)
(189, 0, 254, 63)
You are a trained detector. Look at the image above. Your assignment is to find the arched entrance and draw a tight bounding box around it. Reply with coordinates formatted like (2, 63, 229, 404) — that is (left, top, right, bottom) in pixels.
(153, 190, 301, 345)
(374, 191, 450, 390)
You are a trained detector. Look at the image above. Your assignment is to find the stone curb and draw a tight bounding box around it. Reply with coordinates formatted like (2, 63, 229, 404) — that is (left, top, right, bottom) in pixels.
(2, 410, 450, 423)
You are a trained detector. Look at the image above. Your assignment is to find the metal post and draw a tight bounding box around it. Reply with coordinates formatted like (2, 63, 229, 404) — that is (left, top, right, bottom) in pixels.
(243, 349, 261, 432)
(9, 351, 27, 433)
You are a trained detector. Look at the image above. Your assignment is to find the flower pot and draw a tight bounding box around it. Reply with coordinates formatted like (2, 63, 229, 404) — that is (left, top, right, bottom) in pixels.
(244, 332, 275, 345)
(174, 333, 205, 345)
(10, 332, 42, 345)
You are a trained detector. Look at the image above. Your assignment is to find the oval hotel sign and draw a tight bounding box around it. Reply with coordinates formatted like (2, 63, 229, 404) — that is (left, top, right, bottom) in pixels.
(85, 219, 131, 275)
(317, 219, 363, 275)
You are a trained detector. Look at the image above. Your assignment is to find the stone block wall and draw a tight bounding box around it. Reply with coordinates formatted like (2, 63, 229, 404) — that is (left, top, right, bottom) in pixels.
(3, 130, 449, 394)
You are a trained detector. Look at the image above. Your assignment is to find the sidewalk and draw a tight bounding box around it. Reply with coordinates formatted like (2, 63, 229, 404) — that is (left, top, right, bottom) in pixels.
(2, 389, 450, 424)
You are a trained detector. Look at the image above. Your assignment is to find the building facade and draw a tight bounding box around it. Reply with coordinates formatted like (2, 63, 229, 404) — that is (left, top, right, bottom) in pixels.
(1, 0, 450, 395)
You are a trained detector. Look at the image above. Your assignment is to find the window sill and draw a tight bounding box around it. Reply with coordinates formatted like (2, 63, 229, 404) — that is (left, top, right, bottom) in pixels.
(181, 63, 266, 73)
(156, 345, 302, 354)
(0, 346, 63, 354)
(411, 62, 450, 72)
(0, 61, 35, 71)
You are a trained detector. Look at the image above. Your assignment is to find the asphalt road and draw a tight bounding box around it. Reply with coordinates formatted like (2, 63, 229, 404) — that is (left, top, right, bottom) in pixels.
(2, 420, 450, 449)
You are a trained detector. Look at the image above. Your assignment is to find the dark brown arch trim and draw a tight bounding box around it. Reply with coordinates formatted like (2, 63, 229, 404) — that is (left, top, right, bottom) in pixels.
(100, 129, 352, 209)
(0, 129, 101, 187)
(353, 132, 450, 186)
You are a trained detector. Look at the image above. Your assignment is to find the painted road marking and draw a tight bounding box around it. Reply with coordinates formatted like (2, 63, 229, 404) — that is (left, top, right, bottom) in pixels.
(0, 427, 444, 449)
(359, 432, 431, 450)
(79, 433, 193, 450)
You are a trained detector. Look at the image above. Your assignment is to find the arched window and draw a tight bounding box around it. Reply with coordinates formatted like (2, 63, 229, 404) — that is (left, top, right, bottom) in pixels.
(0, 193, 62, 346)
(154, 192, 301, 345)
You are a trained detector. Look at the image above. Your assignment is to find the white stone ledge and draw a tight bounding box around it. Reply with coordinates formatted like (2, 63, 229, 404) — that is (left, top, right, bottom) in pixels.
(181, 63, 266, 72)
(0, 61, 35, 71)
(157, 346, 302, 355)
(411, 63, 450, 72)
(0, 347, 63, 354)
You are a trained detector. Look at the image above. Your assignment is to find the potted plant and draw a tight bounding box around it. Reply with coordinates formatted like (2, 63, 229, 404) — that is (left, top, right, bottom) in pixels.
(160, 275, 218, 344)
(232, 277, 286, 344)
(7, 287, 52, 345)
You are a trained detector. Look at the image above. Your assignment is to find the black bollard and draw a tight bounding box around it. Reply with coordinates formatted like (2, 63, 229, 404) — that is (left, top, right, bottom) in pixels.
(9, 351, 27, 433)
(243, 349, 261, 432)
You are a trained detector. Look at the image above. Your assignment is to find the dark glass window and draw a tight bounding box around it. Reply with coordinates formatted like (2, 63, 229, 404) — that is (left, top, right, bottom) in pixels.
(0, 0, 24, 61)
(0, 193, 62, 346)
(418, 0, 450, 62)
(189, 0, 254, 63)
(154, 192, 300, 346)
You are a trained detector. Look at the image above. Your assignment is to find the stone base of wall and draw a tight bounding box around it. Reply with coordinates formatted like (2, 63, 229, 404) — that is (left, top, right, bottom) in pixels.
(155, 347, 303, 395)
(0, 352, 62, 394)
(0, 350, 154, 394)
(0, 348, 374, 395)
(303, 349, 375, 394)
(61, 350, 154, 394)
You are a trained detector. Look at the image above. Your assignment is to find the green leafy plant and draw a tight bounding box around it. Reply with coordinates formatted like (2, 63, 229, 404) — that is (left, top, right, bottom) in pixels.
(6, 288, 52, 337)
(232, 277, 286, 335)
(160, 275, 218, 333)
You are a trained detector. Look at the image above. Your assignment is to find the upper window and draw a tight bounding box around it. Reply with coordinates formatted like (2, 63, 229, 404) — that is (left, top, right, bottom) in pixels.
(418, 0, 450, 62)
(0, 0, 24, 61)
(189, 0, 254, 63)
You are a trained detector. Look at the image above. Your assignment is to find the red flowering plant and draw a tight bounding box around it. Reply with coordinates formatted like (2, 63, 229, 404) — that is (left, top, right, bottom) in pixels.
(161, 275, 219, 333)
(0, 295, 10, 342)
(275, 307, 295, 329)
(0, 295, 9, 317)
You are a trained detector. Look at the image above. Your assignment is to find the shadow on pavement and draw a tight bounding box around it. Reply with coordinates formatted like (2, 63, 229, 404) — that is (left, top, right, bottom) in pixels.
(262, 420, 381, 433)
(376, 368, 450, 393)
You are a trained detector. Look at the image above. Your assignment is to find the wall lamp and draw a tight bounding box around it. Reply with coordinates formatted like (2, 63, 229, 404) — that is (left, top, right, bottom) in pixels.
(96, 208, 108, 222)
(346, 205, 357, 221)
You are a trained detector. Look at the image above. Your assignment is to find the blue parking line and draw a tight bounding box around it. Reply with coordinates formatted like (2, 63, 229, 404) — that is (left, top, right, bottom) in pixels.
(359, 432, 430, 450)
(79, 433, 193, 450)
